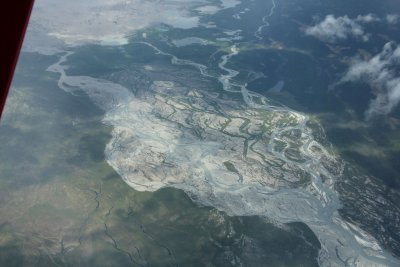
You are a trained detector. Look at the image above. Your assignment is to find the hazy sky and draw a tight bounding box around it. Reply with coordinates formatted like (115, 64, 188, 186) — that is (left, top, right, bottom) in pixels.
(23, 0, 241, 54)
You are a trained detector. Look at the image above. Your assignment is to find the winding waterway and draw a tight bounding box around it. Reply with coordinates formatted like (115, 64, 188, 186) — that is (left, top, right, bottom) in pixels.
(45, 1, 400, 266)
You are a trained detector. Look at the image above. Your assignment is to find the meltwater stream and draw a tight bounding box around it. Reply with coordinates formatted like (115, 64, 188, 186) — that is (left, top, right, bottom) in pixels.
(255, 0, 277, 40)
(45, 2, 399, 263)
(47, 42, 400, 266)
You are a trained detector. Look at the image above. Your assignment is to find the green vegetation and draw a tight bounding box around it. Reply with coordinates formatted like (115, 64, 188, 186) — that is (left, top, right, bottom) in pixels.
(223, 161, 239, 173)
(0, 52, 321, 266)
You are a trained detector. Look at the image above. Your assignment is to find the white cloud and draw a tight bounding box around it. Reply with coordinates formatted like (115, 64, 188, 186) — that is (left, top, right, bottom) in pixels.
(220, 0, 241, 9)
(305, 15, 367, 43)
(340, 42, 400, 118)
(386, 14, 400, 24)
(355, 13, 381, 23)
(305, 13, 400, 43)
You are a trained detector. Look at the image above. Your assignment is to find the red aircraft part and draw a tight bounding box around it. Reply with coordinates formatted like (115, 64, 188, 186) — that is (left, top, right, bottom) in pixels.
(0, 1, 35, 118)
